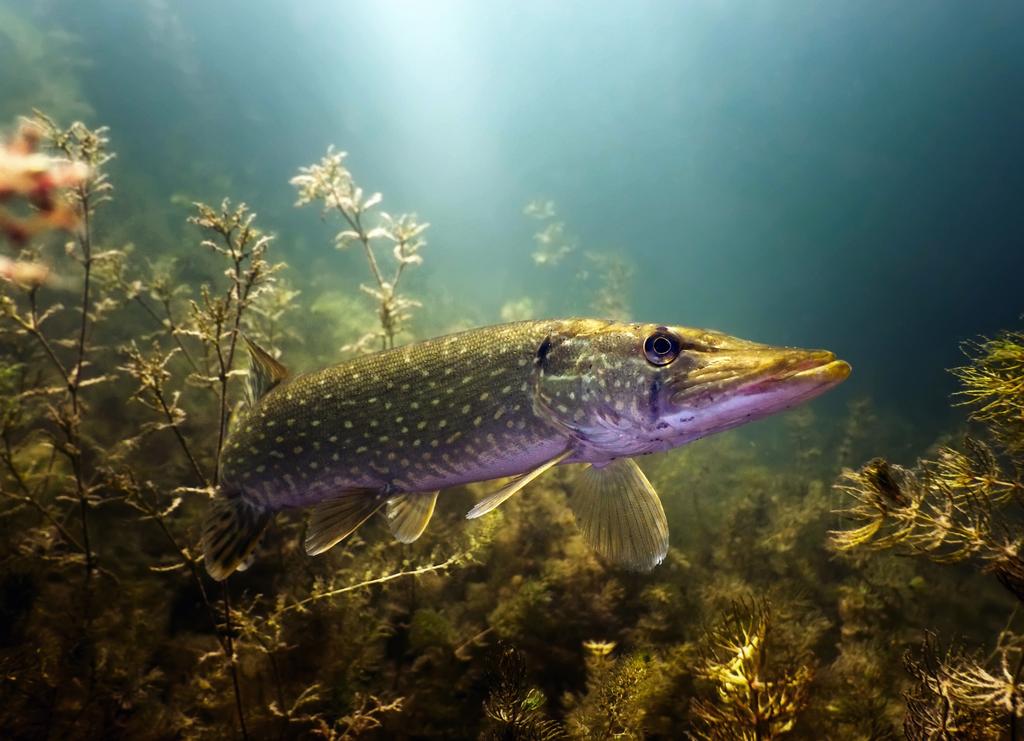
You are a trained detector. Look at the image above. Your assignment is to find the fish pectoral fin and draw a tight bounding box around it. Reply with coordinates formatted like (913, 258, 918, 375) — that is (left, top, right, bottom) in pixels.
(305, 489, 386, 556)
(569, 458, 669, 572)
(465, 448, 572, 520)
(202, 493, 273, 581)
(244, 335, 289, 406)
(386, 490, 440, 543)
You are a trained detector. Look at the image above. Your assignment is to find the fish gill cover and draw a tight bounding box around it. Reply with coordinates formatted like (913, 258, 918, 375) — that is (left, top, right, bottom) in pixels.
(0, 1, 1023, 739)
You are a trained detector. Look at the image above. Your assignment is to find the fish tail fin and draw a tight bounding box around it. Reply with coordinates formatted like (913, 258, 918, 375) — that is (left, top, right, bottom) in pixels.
(202, 490, 272, 581)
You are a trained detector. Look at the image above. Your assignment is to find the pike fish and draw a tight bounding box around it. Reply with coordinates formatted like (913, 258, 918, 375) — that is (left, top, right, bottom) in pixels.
(203, 319, 850, 579)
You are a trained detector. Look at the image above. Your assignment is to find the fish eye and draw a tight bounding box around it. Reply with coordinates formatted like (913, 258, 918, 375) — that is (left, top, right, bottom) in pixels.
(643, 329, 681, 366)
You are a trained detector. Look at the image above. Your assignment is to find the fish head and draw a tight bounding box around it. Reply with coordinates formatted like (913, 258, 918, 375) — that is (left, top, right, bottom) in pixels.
(533, 320, 851, 460)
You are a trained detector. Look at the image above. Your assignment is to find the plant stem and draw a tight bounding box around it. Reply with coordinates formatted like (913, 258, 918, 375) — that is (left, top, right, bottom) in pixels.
(223, 583, 250, 741)
(132, 293, 199, 371)
(153, 387, 208, 487)
(70, 189, 94, 582)
(281, 554, 463, 614)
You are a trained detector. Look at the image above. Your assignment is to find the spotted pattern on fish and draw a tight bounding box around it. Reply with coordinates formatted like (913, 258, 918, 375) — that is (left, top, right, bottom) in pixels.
(219, 320, 580, 508)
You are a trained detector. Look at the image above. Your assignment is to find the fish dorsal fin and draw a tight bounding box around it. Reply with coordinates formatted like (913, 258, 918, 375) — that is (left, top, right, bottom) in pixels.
(569, 458, 669, 572)
(244, 335, 289, 406)
(202, 493, 273, 581)
(386, 490, 440, 543)
(465, 448, 572, 520)
(305, 489, 385, 556)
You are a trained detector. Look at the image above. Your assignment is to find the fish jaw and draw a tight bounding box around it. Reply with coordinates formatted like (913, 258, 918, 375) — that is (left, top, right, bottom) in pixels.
(659, 345, 852, 445)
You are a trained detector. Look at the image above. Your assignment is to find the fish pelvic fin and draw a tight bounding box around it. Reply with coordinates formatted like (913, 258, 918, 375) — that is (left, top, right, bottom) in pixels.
(202, 492, 273, 581)
(386, 490, 440, 543)
(569, 458, 669, 572)
(305, 489, 386, 556)
(244, 335, 289, 407)
(465, 448, 573, 520)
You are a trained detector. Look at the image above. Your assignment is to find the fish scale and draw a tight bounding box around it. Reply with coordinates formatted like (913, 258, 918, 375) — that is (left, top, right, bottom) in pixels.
(203, 318, 850, 580)
(220, 319, 569, 507)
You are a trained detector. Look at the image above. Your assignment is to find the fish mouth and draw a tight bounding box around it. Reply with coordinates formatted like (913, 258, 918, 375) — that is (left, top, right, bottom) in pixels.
(668, 347, 851, 408)
(740, 351, 852, 396)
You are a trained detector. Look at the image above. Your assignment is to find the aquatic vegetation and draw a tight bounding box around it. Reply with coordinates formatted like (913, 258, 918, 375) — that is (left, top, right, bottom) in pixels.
(833, 328, 1024, 734)
(0, 112, 488, 737)
(691, 598, 815, 740)
(184, 198, 283, 479)
(902, 631, 1022, 739)
(0, 117, 92, 283)
(954, 332, 1024, 457)
(480, 644, 563, 740)
(521, 198, 634, 318)
(0, 104, 1010, 740)
(292, 147, 429, 351)
(832, 333, 1024, 597)
(563, 641, 667, 740)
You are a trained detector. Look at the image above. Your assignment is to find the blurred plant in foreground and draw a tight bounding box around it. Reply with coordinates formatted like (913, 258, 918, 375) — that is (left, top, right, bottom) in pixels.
(0, 116, 90, 247)
(292, 147, 428, 351)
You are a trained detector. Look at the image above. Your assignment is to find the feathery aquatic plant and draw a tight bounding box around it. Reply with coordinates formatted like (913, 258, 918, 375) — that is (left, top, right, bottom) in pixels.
(831, 331, 1024, 601)
(691, 598, 815, 740)
(292, 147, 428, 351)
(521, 197, 633, 318)
(832, 327, 1024, 735)
(479, 644, 564, 740)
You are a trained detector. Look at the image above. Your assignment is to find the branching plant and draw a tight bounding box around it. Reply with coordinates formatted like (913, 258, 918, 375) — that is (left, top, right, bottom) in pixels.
(520, 198, 633, 319)
(184, 200, 282, 478)
(480, 644, 564, 740)
(832, 332, 1024, 600)
(832, 328, 1024, 734)
(903, 630, 1024, 740)
(691, 598, 815, 740)
(292, 147, 428, 351)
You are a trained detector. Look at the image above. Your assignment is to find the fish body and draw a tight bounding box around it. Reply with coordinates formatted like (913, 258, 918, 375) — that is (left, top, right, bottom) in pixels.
(220, 320, 567, 508)
(204, 319, 851, 579)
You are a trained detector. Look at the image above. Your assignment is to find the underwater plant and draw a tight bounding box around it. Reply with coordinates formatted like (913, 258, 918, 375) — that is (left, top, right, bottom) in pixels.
(832, 332, 1024, 597)
(292, 147, 429, 352)
(832, 329, 1024, 735)
(0, 113, 114, 581)
(562, 640, 667, 740)
(0, 107, 980, 741)
(0, 111, 501, 737)
(479, 644, 564, 740)
(0, 118, 89, 251)
(520, 197, 634, 319)
(690, 598, 816, 740)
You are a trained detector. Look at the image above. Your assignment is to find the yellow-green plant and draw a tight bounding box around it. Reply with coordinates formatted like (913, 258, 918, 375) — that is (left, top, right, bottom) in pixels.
(832, 328, 1024, 735)
(184, 199, 282, 479)
(691, 598, 815, 740)
(832, 332, 1024, 599)
(563, 640, 665, 740)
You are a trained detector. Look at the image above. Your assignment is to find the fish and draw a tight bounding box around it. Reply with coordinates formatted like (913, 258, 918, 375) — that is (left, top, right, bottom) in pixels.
(202, 319, 851, 580)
